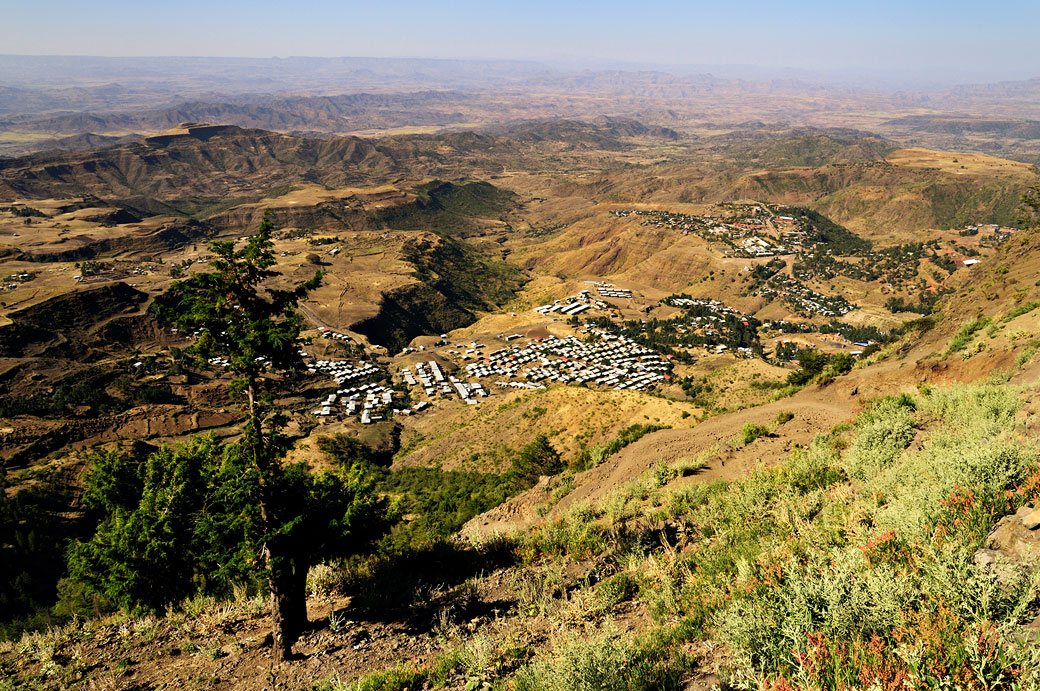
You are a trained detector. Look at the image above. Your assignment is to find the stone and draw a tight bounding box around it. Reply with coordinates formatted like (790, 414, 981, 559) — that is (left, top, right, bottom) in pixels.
(1020, 509, 1040, 531)
(973, 548, 1000, 571)
(977, 505, 1040, 565)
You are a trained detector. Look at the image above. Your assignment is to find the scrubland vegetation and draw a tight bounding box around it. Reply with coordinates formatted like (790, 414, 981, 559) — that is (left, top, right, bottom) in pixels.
(502, 382, 1040, 689)
(2, 107, 1040, 690)
(7, 379, 1039, 690)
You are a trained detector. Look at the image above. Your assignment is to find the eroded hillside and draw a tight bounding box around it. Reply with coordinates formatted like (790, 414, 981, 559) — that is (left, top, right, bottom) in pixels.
(1, 118, 1039, 689)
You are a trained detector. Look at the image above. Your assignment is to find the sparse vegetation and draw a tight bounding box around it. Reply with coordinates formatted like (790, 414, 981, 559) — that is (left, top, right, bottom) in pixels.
(572, 423, 669, 471)
(946, 316, 992, 354)
(2, 86, 1040, 691)
(1003, 300, 1040, 322)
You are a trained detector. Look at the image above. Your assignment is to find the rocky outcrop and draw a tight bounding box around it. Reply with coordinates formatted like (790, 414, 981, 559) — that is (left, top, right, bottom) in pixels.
(975, 505, 1040, 568)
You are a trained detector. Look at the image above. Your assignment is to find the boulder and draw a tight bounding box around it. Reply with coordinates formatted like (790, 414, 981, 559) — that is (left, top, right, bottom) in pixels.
(981, 505, 1040, 563)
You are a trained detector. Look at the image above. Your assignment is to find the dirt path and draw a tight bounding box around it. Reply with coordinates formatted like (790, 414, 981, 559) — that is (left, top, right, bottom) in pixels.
(462, 379, 861, 539)
(460, 344, 947, 541)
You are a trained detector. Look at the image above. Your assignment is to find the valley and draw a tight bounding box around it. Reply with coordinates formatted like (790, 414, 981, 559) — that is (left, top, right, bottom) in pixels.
(1, 112, 1040, 690)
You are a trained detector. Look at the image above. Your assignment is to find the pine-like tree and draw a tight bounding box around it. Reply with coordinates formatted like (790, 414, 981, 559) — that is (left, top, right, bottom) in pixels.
(71, 212, 391, 660)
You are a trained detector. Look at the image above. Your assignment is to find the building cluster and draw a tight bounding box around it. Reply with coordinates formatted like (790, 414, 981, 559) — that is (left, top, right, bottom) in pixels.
(663, 296, 752, 321)
(400, 360, 487, 405)
(494, 381, 546, 391)
(613, 209, 708, 234)
(305, 357, 417, 423)
(612, 207, 801, 258)
(594, 282, 633, 299)
(3, 272, 34, 290)
(960, 223, 1017, 237)
(308, 359, 379, 386)
(794, 243, 927, 286)
(533, 286, 620, 316)
(738, 236, 788, 258)
(317, 326, 353, 343)
(623, 296, 760, 357)
(753, 275, 855, 317)
(534, 301, 593, 317)
(303, 354, 440, 422)
(461, 329, 669, 391)
(442, 342, 488, 361)
(312, 383, 406, 424)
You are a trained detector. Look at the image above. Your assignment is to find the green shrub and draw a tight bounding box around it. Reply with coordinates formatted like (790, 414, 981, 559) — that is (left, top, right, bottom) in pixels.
(683, 383, 1039, 688)
(739, 422, 770, 446)
(718, 549, 917, 682)
(514, 625, 692, 691)
(353, 665, 427, 691)
(946, 316, 992, 355)
(842, 396, 917, 480)
(1017, 338, 1040, 366)
(596, 572, 638, 610)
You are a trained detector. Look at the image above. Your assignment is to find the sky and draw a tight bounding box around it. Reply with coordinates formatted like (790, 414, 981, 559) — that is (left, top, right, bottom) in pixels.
(3, 0, 1039, 85)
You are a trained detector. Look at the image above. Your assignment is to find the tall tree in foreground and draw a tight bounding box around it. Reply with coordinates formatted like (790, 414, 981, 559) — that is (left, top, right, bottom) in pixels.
(159, 211, 388, 660)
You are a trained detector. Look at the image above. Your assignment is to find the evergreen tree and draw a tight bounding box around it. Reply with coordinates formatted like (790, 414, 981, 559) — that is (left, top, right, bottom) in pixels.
(166, 211, 390, 659)
(71, 212, 391, 660)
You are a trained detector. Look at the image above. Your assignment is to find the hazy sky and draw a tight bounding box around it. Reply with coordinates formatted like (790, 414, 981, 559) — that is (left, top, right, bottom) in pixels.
(3, 0, 1038, 84)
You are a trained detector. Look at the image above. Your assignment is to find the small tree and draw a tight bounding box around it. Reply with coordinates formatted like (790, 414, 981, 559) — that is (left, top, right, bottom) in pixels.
(69, 438, 261, 613)
(157, 211, 388, 659)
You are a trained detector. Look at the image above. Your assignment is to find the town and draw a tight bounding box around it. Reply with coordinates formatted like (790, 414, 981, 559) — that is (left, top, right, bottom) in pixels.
(462, 327, 671, 391)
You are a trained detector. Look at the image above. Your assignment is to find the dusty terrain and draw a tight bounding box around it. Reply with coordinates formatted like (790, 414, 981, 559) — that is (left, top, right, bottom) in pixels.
(1, 118, 1039, 689)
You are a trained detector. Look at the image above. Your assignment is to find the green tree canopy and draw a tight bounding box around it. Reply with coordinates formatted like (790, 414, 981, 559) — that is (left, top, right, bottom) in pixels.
(72, 212, 391, 660)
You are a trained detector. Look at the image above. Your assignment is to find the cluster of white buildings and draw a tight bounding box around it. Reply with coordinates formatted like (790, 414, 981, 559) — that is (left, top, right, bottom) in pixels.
(534, 286, 617, 317)
(664, 297, 745, 316)
(305, 356, 413, 423)
(443, 342, 490, 361)
(494, 381, 546, 391)
(4, 272, 33, 290)
(400, 360, 486, 405)
(613, 207, 806, 258)
(317, 326, 353, 343)
(461, 329, 669, 391)
(738, 236, 787, 258)
(308, 359, 379, 386)
(304, 355, 439, 422)
(594, 283, 633, 299)
(658, 298, 756, 351)
(311, 383, 428, 423)
(534, 301, 592, 317)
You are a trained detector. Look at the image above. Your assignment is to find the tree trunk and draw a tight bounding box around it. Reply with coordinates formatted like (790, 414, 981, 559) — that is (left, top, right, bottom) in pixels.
(267, 555, 310, 661)
(266, 549, 293, 662)
(284, 557, 310, 641)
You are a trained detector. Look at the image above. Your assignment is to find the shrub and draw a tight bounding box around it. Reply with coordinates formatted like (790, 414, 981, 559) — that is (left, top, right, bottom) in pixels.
(596, 572, 638, 610)
(706, 383, 1040, 689)
(946, 316, 992, 355)
(842, 396, 917, 480)
(1003, 300, 1040, 322)
(718, 549, 917, 684)
(739, 422, 770, 446)
(514, 625, 692, 691)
